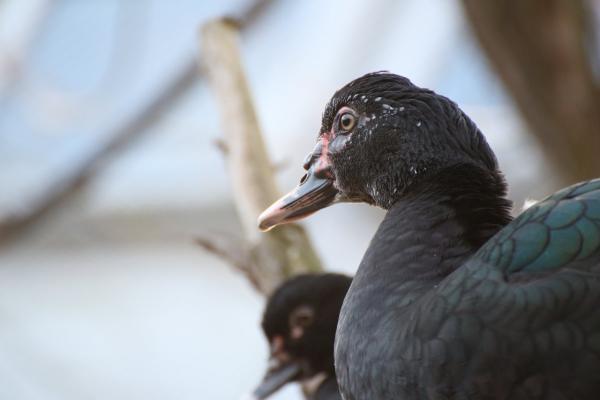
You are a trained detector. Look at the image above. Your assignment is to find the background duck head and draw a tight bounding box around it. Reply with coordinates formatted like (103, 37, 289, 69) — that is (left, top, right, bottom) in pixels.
(252, 273, 351, 399)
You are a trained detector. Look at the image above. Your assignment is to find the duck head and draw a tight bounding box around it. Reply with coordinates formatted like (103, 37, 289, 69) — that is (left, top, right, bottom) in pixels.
(258, 72, 501, 231)
(251, 273, 351, 399)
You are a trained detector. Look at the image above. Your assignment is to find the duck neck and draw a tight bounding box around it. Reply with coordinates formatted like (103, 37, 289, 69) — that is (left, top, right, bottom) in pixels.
(357, 164, 512, 296)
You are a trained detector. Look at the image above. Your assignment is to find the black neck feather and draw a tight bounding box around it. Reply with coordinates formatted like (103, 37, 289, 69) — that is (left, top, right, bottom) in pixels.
(403, 163, 513, 248)
(358, 163, 512, 294)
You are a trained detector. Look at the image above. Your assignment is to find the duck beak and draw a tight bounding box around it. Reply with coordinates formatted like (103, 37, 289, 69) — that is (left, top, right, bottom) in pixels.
(249, 359, 302, 400)
(258, 139, 338, 231)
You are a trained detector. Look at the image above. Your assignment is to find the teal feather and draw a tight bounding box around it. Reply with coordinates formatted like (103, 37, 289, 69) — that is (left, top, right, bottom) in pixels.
(479, 178, 600, 275)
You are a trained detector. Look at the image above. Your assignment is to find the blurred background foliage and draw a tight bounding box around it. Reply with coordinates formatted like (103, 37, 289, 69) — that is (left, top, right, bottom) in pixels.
(0, 0, 598, 399)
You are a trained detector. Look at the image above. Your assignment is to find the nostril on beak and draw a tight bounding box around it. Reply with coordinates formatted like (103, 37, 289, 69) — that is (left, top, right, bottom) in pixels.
(299, 173, 308, 185)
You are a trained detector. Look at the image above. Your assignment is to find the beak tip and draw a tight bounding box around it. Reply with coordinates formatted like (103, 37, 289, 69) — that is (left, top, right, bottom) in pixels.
(251, 361, 302, 400)
(257, 172, 338, 233)
(257, 220, 274, 232)
(257, 207, 279, 232)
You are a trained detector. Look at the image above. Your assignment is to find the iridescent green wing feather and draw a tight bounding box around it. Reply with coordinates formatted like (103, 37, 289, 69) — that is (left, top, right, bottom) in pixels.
(421, 179, 600, 397)
(478, 178, 600, 275)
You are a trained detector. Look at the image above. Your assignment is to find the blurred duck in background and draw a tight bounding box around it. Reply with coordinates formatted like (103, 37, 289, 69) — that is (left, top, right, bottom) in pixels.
(251, 273, 351, 400)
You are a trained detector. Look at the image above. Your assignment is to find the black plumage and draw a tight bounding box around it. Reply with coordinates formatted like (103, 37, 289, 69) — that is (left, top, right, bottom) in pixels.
(253, 273, 351, 400)
(258, 72, 600, 399)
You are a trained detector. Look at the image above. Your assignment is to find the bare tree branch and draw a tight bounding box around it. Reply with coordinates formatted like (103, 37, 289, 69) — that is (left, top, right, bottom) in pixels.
(201, 19, 323, 295)
(0, 60, 198, 245)
(0, 0, 277, 245)
(462, 0, 600, 184)
(201, 22, 278, 241)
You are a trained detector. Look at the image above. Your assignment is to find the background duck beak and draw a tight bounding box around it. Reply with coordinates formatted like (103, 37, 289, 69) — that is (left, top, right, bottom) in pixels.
(258, 166, 338, 231)
(249, 360, 302, 400)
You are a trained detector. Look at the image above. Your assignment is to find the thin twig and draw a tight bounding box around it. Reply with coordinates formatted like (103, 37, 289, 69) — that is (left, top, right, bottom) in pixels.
(195, 235, 262, 292)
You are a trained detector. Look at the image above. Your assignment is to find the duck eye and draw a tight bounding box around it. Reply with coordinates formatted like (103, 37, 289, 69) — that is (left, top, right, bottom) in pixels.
(339, 113, 356, 131)
(289, 305, 314, 328)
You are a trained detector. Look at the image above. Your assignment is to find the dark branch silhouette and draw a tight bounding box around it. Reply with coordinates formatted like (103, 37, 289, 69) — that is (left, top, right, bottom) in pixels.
(462, 0, 600, 184)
